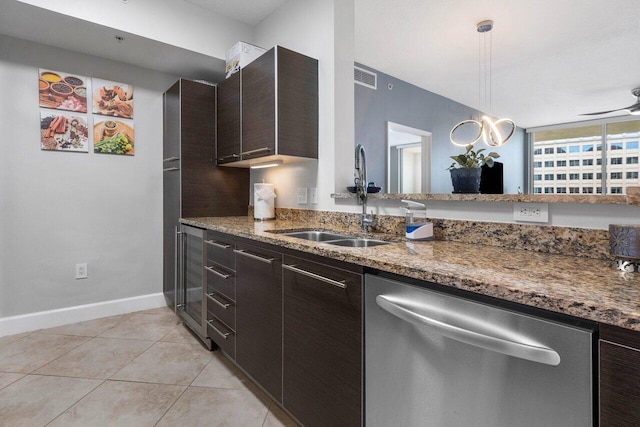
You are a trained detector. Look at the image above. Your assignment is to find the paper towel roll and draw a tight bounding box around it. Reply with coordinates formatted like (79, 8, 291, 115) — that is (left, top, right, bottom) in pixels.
(254, 183, 276, 220)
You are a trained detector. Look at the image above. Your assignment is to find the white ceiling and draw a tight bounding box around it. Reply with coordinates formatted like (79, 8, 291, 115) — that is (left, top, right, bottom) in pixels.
(182, 0, 288, 26)
(3, 0, 638, 129)
(355, 0, 640, 128)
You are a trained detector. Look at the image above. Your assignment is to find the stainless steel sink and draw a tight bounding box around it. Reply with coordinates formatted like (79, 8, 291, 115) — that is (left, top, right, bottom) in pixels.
(275, 230, 394, 247)
(326, 238, 391, 247)
(279, 231, 351, 242)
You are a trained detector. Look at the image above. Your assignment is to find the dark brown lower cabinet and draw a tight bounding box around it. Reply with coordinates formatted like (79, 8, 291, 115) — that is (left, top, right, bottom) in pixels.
(283, 255, 362, 427)
(600, 324, 640, 426)
(235, 242, 283, 402)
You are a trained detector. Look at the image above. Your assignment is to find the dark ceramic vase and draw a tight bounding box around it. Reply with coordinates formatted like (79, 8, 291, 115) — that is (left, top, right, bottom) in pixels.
(450, 167, 482, 193)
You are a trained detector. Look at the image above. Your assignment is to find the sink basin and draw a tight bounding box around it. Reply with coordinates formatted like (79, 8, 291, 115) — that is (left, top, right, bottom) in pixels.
(279, 230, 351, 242)
(326, 238, 391, 247)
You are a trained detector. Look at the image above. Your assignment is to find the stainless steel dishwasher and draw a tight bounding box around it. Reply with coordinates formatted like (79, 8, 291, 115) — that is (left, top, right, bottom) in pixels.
(365, 273, 594, 427)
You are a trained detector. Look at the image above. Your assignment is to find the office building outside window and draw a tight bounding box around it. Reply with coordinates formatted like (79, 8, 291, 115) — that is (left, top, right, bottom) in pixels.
(531, 120, 640, 194)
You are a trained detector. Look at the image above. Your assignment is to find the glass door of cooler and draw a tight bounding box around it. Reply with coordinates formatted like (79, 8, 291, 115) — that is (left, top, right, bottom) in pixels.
(177, 224, 206, 339)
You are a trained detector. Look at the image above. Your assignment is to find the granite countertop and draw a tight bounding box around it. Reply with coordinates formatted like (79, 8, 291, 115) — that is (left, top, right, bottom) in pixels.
(182, 216, 640, 332)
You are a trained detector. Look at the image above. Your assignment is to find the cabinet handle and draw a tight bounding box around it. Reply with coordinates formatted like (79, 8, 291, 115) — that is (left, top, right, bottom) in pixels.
(207, 319, 232, 339)
(205, 240, 231, 249)
(205, 265, 232, 279)
(241, 147, 272, 156)
(163, 167, 180, 172)
(234, 249, 274, 264)
(163, 157, 180, 162)
(207, 292, 231, 309)
(283, 264, 347, 289)
(217, 154, 240, 161)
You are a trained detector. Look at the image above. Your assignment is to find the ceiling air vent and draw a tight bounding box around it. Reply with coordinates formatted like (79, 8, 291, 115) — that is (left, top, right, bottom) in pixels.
(354, 66, 377, 90)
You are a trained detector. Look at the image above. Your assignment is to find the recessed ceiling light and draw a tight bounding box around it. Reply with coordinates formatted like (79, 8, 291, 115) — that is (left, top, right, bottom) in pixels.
(115, 35, 125, 42)
(120, 0, 130, 4)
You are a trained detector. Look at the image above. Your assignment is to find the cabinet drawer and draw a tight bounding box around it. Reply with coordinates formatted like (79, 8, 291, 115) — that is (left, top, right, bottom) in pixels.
(206, 315, 236, 360)
(205, 232, 235, 270)
(206, 291, 236, 329)
(205, 264, 236, 301)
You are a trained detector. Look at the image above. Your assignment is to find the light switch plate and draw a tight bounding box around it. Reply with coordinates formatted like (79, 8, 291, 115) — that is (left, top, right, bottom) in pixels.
(513, 203, 549, 223)
(297, 187, 308, 204)
(309, 187, 318, 204)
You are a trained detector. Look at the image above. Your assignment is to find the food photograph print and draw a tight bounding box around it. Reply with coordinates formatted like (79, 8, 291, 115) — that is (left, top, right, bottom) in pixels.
(40, 111, 89, 152)
(92, 78, 133, 119)
(93, 119, 135, 156)
(39, 69, 88, 112)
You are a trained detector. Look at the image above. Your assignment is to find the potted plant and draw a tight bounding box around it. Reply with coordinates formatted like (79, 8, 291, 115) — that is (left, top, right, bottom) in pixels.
(448, 144, 500, 193)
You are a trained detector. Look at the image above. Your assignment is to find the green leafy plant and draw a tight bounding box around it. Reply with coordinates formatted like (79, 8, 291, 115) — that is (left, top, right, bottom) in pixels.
(448, 144, 500, 170)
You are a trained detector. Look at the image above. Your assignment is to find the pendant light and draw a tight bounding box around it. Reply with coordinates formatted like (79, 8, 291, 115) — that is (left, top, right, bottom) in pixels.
(450, 20, 515, 148)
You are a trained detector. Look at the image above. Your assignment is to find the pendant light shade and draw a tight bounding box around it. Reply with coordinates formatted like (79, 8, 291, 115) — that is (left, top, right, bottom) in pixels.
(450, 20, 515, 148)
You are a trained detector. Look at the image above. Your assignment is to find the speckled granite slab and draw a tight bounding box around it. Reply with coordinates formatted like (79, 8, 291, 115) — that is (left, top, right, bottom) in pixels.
(262, 207, 610, 260)
(182, 216, 640, 332)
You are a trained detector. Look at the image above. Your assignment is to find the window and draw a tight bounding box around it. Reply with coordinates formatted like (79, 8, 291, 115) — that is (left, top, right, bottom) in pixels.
(533, 187, 542, 194)
(534, 148, 542, 155)
(533, 174, 542, 181)
(556, 187, 567, 193)
(611, 187, 623, 194)
(544, 187, 554, 194)
(532, 119, 640, 194)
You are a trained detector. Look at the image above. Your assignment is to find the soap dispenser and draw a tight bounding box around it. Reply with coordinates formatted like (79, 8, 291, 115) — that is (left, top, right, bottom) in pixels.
(401, 200, 433, 241)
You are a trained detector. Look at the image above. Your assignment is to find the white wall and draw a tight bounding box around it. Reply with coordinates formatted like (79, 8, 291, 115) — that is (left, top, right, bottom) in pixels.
(250, 0, 355, 211)
(15, 0, 253, 61)
(0, 35, 178, 319)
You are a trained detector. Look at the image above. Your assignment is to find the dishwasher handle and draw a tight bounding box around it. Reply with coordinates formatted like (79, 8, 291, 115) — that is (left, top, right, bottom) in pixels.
(376, 295, 561, 366)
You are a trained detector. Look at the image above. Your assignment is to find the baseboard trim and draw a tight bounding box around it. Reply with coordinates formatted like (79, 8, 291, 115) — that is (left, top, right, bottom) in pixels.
(0, 293, 168, 337)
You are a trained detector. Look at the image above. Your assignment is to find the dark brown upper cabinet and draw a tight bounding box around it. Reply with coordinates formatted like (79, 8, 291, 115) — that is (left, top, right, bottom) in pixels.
(216, 46, 318, 167)
(215, 72, 241, 164)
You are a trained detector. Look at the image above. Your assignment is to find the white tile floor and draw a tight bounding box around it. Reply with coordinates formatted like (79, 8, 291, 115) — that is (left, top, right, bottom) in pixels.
(0, 306, 298, 426)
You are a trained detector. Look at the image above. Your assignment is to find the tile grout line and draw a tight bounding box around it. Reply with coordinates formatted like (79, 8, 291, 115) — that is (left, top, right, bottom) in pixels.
(43, 378, 106, 427)
(152, 383, 190, 426)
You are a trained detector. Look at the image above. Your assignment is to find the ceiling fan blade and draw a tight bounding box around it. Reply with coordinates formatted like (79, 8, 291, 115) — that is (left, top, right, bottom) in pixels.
(580, 103, 640, 116)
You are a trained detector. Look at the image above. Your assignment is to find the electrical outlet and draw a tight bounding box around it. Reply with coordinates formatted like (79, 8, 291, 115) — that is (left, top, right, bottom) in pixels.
(297, 187, 308, 204)
(513, 203, 549, 223)
(76, 263, 88, 279)
(309, 187, 318, 204)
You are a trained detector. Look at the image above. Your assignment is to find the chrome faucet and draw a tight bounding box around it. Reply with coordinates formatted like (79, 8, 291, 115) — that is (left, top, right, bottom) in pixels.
(355, 144, 374, 232)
